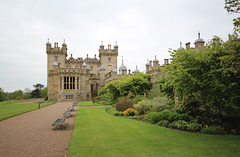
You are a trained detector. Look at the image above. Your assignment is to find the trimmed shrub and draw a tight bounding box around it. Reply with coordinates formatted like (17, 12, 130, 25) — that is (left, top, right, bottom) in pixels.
(157, 120, 170, 127)
(134, 100, 148, 114)
(147, 96, 168, 112)
(92, 96, 102, 103)
(145, 112, 161, 123)
(186, 121, 202, 132)
(105, 106, 113, 113)
(146, 110, 192, 124)
(123, 108, 137, 116)
(134, 95, 145, 104)
(171, 120, 188, 130)
(105, 106, 124, 116)
(134, 96, 168, 115)
(115, 99, 134, 112)
(201, 126, 226, 134)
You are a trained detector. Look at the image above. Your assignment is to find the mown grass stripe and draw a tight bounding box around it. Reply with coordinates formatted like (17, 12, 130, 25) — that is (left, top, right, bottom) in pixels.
(0, 100, 56, 120)
(68, 107, 240, 157)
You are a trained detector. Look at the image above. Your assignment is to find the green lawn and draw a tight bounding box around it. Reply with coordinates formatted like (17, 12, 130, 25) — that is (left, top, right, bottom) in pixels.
(0, 100, 56, 120)
(78, 101, 110, 107)
(68, 107, 240, 157)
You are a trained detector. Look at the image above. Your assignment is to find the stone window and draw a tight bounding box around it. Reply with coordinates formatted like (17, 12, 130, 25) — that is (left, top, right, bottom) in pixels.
(64, 77, 75, 90)
(108, 58, 111, 62)
(90, 66, 93, 71)
(66, 95, 73, 100)
(54, 56, 58, 61)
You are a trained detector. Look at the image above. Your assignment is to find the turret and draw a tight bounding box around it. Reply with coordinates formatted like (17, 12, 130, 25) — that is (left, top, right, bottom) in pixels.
(99, 64, 106, 87)
(194, 32, 205, 50)
(178, 42, 184, 50)
(119, 57, 127, 75)
(145, 59, 150, 73)
(153, 55, 159, 68)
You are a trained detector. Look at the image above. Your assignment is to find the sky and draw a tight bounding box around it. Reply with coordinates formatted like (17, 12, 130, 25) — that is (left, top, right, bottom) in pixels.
(0, 0, 238, 92)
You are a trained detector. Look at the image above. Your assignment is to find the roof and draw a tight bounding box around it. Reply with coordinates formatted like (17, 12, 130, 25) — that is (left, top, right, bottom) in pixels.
(134, 66, 140, 73)
(119, 60, 127, 71)
(52, 61, 58, 66)
(153, 55, 159, 62)
(99, 64, 106, 70)
(194, 33, 205, 44)
(178, 42, 184, 50)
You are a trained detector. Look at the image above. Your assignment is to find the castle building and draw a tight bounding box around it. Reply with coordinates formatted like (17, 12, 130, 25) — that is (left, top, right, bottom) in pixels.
(46, 40, 118, 101)
(46, 33, 205, 101)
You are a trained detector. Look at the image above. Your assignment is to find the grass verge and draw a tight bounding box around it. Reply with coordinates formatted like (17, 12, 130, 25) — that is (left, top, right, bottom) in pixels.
(68, 107, 240, 157)
(0, 100, 56, 120)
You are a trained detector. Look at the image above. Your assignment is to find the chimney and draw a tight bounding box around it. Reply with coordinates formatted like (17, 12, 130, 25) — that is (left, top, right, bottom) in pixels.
(54, 42, 58, 48)
(164, 59, 169, 65)
(185, 42, 190, 49)
(149, 60, 152, 67)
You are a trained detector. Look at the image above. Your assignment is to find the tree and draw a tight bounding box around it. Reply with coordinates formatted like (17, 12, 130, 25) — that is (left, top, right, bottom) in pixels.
(10, 90, 23, 100)
(98, 73, 151, 102)
(225, 0, 240, 34)
(162, 36, 240, 116)
(31, 83, 44, 98)
(40, 87, 47, 98)
(0, 88, 8, 102)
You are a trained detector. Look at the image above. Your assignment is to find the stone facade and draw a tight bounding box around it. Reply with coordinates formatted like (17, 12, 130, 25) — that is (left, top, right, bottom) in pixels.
(46, 40, 118, 101)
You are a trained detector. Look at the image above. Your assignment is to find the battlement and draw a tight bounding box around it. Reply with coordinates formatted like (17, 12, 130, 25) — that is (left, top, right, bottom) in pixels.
(46, 40, 67, 57)
(65, 54, 101, 65)
(99, 42, 118, 57)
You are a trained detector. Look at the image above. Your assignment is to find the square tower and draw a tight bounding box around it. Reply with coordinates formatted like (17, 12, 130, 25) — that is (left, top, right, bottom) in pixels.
(99, 42, 118, 74)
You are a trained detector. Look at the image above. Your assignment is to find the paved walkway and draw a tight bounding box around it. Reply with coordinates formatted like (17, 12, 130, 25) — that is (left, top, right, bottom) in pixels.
(0, 102, 77, 157)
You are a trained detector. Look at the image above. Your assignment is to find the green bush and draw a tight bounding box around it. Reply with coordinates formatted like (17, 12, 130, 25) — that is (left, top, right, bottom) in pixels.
(147, 96, 168, 112)
(145, 112, 162, 123)
(134, 100, 148, 114)
(186, 121, 202, 132)
(146, 110, 192, 124)
(117, 96, 128, 101)
(171, 120, 188, 130)
(105, 106, 113, 112)
(115, 99, 134, 112)
(105, 106, 124, 116)
(134, 95, 145, 104)
(201, 126, 226, 134)
(157, 120, 170, 127)
(134, 96, 168, 115)
(92, 96, 102, 103)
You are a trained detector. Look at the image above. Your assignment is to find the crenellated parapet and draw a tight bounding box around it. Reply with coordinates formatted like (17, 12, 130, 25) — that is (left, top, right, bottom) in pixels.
(65, 55, 101, 65)
(99, 43, 118, 58)
(46, 40, 67, 57)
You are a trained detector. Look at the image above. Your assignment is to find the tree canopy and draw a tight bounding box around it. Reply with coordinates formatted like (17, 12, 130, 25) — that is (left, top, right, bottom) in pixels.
(98, 73, 151, 102)
(161, 36, 240, 116)
(225, 0, 240, 34)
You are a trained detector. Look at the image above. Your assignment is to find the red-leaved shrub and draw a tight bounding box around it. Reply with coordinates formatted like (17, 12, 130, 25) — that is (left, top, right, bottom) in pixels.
(115, 99, 134, 112)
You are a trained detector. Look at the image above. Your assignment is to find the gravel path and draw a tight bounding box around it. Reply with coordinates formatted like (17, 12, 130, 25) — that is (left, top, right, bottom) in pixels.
(0, 102, 77, 157)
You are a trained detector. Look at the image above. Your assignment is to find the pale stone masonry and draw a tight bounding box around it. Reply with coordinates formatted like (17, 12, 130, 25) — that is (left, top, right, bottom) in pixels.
(46, 40, 118, 101)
